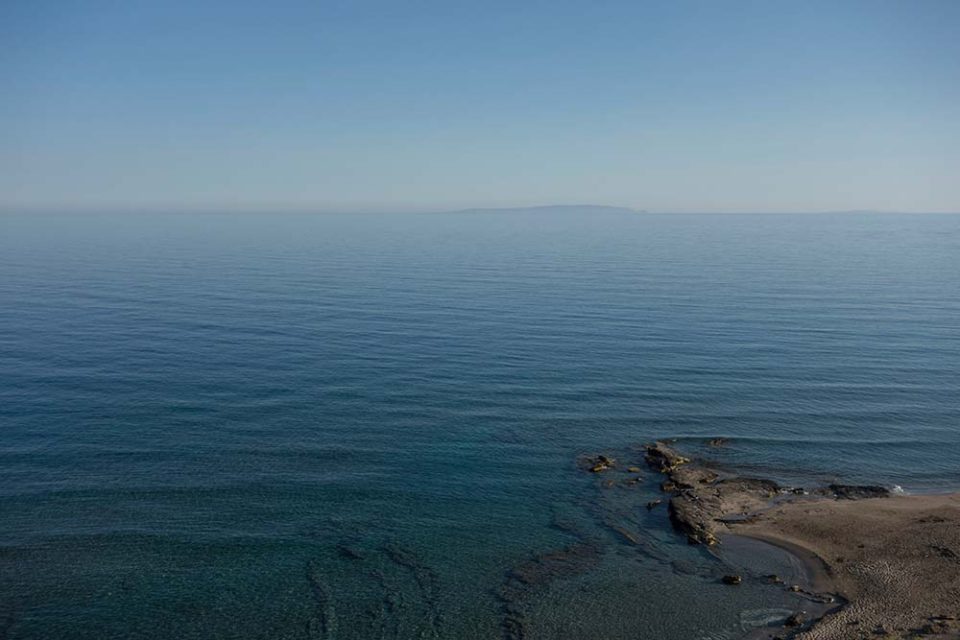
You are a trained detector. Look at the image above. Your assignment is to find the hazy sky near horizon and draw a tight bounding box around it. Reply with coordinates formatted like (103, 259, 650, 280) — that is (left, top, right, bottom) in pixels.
(2, 0, 959, 213)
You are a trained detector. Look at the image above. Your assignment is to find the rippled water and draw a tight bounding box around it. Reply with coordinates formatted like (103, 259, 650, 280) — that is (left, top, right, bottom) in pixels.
(1, 210, 958, 639)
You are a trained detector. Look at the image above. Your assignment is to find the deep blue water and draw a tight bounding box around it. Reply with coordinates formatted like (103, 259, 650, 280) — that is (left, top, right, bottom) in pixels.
(1, 210, 958, 639)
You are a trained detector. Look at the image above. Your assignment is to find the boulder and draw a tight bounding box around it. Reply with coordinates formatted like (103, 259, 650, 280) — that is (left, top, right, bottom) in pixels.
(784, 612, 805, 627)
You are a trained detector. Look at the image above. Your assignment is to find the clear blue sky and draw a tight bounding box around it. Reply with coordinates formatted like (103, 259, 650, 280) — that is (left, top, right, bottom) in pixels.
(2, 0, 958, 212)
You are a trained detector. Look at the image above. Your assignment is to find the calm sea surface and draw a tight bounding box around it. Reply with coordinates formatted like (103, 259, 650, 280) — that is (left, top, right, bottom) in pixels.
(1, 211, 958, 639)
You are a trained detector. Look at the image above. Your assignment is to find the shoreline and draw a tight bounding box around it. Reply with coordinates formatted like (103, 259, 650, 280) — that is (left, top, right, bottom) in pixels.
(724, 531, 837, 596)
(715, 533, 844, 640)
(642, 441, 960, 639)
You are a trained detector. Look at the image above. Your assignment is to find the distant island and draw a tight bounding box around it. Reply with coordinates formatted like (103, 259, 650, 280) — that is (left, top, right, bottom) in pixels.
(445, 204, 643, 215)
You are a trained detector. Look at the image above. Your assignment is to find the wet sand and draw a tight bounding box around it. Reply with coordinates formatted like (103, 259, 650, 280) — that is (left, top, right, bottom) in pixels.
(642, 442, 960, 639)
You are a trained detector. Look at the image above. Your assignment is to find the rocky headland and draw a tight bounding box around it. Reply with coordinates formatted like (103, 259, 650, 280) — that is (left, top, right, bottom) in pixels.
(641, 441, 960, 639)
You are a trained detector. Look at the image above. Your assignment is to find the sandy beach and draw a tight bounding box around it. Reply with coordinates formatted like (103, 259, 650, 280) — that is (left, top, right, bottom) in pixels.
(735, 493, 960, 638)
(644, 442, 960, 639)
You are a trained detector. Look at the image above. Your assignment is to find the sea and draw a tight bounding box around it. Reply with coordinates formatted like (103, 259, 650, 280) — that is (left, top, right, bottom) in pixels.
(1, 209, 958, 639)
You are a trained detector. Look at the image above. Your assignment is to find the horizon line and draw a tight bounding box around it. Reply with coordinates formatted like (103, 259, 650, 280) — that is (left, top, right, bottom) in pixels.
(2, 204, 960, 216)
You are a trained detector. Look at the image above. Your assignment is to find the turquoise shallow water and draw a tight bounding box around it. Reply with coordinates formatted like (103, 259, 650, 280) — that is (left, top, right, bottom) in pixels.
(1, 210, 958, 639)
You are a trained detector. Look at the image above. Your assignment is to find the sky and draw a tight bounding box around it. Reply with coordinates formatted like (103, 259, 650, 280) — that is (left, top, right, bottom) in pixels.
(1, 0, 958, 213)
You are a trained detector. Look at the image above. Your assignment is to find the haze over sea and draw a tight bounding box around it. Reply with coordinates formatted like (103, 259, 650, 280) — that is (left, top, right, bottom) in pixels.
(1, 209, 958, 639)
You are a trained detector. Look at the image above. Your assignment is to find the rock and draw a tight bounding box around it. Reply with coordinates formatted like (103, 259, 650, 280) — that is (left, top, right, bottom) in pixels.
(721, 574, 742, 585)
(642, 442, 785, 547)
(716, 477, 781, 496)
(668, 496, 720, 545)
(627, 466, 642, 473)
(789, 584, 801, 592)
(644, 443, 690, 473)
(707, 438, 729, 447)
(717, 513, 761, 525)
(646, 499, 663, 510)
(784, 612, 805, 627)
(586, 454, 615, 473)
(821, 484, 890, 500)
(696, 470, 720, 484)
(767, 574, 783, 584)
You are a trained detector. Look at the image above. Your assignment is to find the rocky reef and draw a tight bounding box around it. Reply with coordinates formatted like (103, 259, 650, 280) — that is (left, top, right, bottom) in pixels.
(643, 441, 790, 545)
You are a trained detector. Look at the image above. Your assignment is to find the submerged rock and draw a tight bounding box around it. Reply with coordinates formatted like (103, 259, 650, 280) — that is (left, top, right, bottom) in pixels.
(336, 544, 364, 560)
(722, 574, 742, 585)
(498, 540, 602, 640)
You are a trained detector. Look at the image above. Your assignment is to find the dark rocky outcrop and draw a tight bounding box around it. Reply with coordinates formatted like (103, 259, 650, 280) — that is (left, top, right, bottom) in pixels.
(819, 484, 890, 500)
(643, 444, 689, 474)
(580, 454, 616, 473)
(643, 441, 895, 547)
(643, 442, 780, 546)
